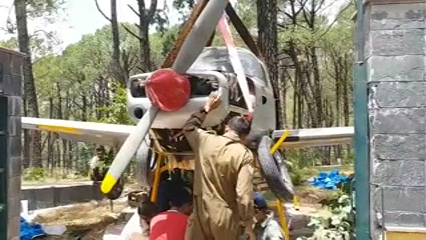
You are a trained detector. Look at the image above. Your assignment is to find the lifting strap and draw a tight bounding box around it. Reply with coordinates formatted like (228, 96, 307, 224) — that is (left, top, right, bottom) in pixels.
(218, 13, 254, 113)
(225, 4, 261, 58)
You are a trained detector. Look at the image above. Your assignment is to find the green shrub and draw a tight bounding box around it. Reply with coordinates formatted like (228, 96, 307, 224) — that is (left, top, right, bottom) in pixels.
(23, 167, 47, 181)
(298, 178, 356, 240)
(287, 162, 318, 186)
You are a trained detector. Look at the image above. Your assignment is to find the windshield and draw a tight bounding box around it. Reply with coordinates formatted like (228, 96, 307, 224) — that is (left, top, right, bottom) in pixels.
(189, 47, 268, 86)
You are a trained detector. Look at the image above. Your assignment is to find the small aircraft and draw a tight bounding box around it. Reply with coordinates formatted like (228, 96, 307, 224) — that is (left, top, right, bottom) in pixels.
(21, 0, 354, 202)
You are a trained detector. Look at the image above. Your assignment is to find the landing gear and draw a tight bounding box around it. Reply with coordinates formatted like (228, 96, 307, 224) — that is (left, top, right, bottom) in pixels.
(257, 135, 294, 202)
(128, 139, 159, 207)
(91, 167, 124, 200)
(104, 177, 124, 200)
(136, 137, 157, 188)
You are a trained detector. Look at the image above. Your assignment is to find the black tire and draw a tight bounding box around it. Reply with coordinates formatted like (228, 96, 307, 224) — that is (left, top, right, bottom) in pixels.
(136, 137, 157, 188)
(257, 135, 294, 202)
(105, 178, 124, 200)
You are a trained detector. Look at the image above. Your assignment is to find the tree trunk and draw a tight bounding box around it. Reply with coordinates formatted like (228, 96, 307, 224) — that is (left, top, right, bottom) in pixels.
(136, 0, 158, 72)
(14, 0, 42, 167)
(110, 0, 126, 86)
(82, 95, 87, 121)
(22, 98, 30, 169)
(55, 83, 62, 170)
(257, 0, 282, 128)
(278, 68, 287, 127)
(47, 97, 54, 170)
(310, 47, 323, 127)
(62, 90, 71, 173)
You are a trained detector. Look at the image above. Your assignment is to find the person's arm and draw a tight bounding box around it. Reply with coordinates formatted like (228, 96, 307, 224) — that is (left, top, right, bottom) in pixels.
(89, 156, 98, 169)
(236, 152, 255, 226)
(88, 156, 98, 177)
(182, 107, 208, 133)
(183, 91, 221, 149)
(182, 107, 209, 148)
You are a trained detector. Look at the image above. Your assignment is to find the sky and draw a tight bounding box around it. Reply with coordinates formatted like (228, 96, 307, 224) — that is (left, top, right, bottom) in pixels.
(0, 0, 178, 50)
(0, 0, 346, 52)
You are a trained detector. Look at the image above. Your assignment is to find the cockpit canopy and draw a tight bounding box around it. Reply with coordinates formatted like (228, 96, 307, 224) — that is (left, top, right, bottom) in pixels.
(189, 47, 269, 87)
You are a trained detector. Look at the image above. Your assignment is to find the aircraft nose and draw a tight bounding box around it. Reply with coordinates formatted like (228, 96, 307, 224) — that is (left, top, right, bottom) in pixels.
(145, 68, 191, 112)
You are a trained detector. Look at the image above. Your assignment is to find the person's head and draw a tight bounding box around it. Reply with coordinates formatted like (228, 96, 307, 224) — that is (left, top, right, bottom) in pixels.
(169, 187, 193, 215)
(254, 192, 269, 222)
(224, 116, 251, 141)
(138, 200, 159, 225)
(96, 146, 105, 159)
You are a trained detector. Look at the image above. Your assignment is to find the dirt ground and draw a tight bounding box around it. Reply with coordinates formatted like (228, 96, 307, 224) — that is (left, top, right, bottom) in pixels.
(30, 185, 336, 240)
(27, 165, 350, 240)
(34, 199, 128, 240)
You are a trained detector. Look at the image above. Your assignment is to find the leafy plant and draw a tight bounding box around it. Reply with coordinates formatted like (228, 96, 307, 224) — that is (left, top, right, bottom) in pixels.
(97, 85, 132, 125)
(286, 160, 319, 186)
(297, 182, 356, 240)
(318, 177, 353, 208)
(23, 167, 47, 181)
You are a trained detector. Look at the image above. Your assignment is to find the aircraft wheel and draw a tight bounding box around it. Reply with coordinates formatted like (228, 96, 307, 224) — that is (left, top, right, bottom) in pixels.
(136, 137, 157, 188)
(257, 135, 294, 202)
(104, 178, 124, 200)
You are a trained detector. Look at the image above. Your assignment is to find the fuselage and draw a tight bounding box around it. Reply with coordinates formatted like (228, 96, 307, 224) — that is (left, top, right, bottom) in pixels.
(127, 46, 276, 154)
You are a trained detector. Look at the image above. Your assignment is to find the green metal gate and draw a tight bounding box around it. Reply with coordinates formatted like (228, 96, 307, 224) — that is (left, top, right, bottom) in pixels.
(354, 0, 370, 238)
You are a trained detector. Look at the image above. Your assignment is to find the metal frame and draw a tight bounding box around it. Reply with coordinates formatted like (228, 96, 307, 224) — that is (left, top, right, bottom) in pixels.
(271, 130, 291, 240)
(354, 0, 371, 238)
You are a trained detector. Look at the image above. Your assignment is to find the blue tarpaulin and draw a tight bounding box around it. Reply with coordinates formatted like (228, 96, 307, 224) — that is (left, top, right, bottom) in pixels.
(309, 169, 349, 190)
(20, 217, 46, 240)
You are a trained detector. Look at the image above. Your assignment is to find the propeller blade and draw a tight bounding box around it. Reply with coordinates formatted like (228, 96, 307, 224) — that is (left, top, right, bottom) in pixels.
(101, 106, 159, 194)
(101, 0, 229, 194)
(172, 0, 229, 73)
(218, 14, 254, 113)
(161, 0, 209, 68)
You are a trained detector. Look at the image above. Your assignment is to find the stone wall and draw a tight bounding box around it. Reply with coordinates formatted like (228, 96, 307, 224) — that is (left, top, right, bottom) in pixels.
(21, 183, 105, 211)
(365, 0, 426, 237)
(0, 47, 23, 240)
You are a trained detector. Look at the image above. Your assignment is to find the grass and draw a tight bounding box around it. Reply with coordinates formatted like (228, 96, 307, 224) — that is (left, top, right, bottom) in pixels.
(22, 178, 89, 186)
(22, 167, 89, 186)
(263, 186, 338, 205)
(313, 164, 354, 175)
(263, 164, 353, 204)
(21, 167, 140, 187)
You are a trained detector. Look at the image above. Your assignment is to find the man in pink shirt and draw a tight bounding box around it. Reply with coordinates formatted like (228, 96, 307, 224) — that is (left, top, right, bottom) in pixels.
(149, 187, 193, 240)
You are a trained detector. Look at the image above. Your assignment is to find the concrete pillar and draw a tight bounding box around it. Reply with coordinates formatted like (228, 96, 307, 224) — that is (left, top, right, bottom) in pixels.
(0, 47, 24, 240)
(363, 0, 426, 238)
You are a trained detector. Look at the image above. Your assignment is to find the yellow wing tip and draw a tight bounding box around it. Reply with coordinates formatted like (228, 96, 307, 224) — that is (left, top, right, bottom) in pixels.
(101, 173, 117, 194)
(38, 125, 82, 135)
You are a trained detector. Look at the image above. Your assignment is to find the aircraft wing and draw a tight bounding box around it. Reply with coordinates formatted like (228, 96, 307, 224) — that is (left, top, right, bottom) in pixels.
(21, 117, 134, 147)
(22, 117, 354, 149)
(272, 127, 354, 149)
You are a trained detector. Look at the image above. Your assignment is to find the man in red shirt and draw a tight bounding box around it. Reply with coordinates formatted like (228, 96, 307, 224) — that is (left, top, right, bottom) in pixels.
(149, 187, 193, 240)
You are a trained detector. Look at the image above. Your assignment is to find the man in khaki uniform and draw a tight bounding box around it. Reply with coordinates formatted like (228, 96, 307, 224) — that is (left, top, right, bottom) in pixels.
(183, 92, 256, 240)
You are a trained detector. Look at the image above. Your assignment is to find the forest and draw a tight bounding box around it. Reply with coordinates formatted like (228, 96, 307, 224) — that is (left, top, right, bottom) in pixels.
(0, 0, 355, 180)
